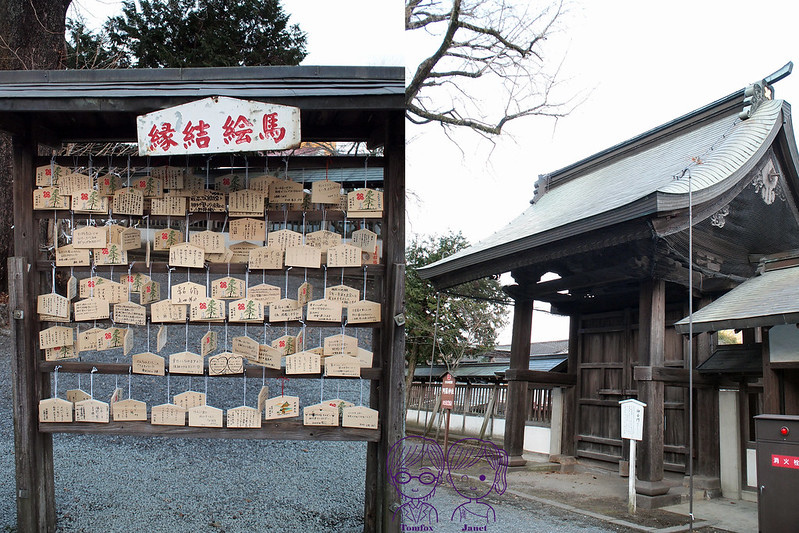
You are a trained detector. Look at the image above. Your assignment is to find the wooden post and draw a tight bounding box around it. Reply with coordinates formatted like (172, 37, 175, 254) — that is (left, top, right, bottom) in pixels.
(363, 110, 404, 533)
(10, 127, 56, 533)
(504, 295, 533, 466)
(636, 280, 670, 504)
(694, 298, 720, 491)
(560, 314, 579, 456)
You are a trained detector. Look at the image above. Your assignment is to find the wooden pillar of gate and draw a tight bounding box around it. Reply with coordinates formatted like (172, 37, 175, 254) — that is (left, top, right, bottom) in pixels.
(504, 287, 533, 467)
(635, 279, 672, 507)
(363, 110, 404, 533)
(9, 128, 57, 532)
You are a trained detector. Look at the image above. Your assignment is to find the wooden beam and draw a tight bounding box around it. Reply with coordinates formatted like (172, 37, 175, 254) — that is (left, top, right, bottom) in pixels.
(633, 366, 714, 387)
(503, 370, 576, 386)
(39, 420, 379, 441)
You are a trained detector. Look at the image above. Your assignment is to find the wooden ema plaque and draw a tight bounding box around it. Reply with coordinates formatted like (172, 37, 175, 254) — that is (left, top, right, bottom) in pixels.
(347, 300, 381, 324)
(190, 230, 226, 254)
(33, 187, 69, 211)
(76, 328, 102, 353)
(39, 326, 74, 350)
(342, 406, 379, 429)
(257, 386, 270, 413)
(247, 283, 282, 306)
(97, 327, 126, 351)
(75, 399, 110, 423)
(267, 229, 303, 251)
(151, 195, 187, 217)
(327, 244, 362, 267)
(74, 298, 110, 321)
(150, 165, 185, 189)
(45, 344, 77, 361)
(303, 403, 339, 427)
(98, 173, 122, 195)
(140, 280, 161, 305)
(189, 297, 225, 322)
(306, 230, 342, 253)
(263, 395, 299, 420)
(351, 228, 378, 252)
(189, 190, 226, 213)
(35, 163, 69, 186)
(158, 325, 168, 352)
(306, 299, 343, 323)
(324, 354, 361, 378)
(172, 281, 206, 304)
(268, 298, 301, 322)
(231, 242, 259, 264)
(72, 226, 107, 249)
(229, 189, 266, 217)
(120, 227, 142, 251)
(211, 277, 245, 300)
(226, 406, 261, 428)
(248, 246, 284, 270)
(113, 188, 145, 216)
(228, 298, 264, 322)
(112, 399, 147, 421)
(56, 245, 90, 267)
(215, 173, 244, 192)
(356, 347, 374, 368)
(169, 352, 204, 375)
(169, 242, 205, 268)
(286, 351, 321, 375)
(66, 389, 91, 404)
(208, 352, 245, 375)
(201, 330, 218, 357)
(324, 285, 359, 308)
(285, 245, 322, 269)
(58, 172, 92, 196)
(134, 175, 164, 198)
(152, 299, 187, 323)
(189, 405, 223, 428)
(231, 336, 259, 359)
(132, 352, 165, 376)
(151, 403, 186, 426)
(38, 293, 70, 319)
(311, 180, 342, 204)
(269, 179, 304, 204)
(153, 228, 183, 251)
(93, 244, 127, 266)
(71, 190, 109, 214)
(113, 301, 147, 326)
(323, 334, 358, 356)
(39, 398, 73, 423)
(174, 390, 206, 410)
(347, 188, 383, 218)
(271, 334, 295, 355)
(229, 217, 266, 242)
(120, 273, 151, 295)
(249, 174, 278, 194)
(250, 344, 282, 369)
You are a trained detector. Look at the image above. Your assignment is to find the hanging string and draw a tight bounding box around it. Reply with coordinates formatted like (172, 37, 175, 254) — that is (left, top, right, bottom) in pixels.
(359, 377, 364, 406)
(363, 265, 368, 300)
(90, 367, 98, 398)
(128, 367, 132, 399)
(243, 372, 247, 407)
(54, 365, 61, 398)
(319, 373, 324, 404)
(51, 262, 56, 295)
(166, 371, 171, 403)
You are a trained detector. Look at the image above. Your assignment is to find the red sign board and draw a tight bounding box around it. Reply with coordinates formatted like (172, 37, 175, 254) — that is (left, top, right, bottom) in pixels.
(772, 454, 799, 469)
(441, 373, 455, 410)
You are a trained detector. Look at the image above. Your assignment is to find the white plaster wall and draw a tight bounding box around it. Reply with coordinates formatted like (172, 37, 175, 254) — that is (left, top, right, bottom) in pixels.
(719, 390, 742, 499)
(406, 409, 551, 454)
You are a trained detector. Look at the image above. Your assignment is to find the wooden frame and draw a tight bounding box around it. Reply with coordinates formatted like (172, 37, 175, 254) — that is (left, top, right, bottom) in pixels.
(3, 66, 404, 533)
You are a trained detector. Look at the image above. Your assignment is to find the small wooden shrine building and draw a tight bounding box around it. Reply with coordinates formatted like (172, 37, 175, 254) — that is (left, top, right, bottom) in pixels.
(419, 64, 799, 507)
(0, 66, 405, 532)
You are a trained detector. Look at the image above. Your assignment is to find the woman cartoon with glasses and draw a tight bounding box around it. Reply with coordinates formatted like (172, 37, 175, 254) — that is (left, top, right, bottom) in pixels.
(446, 437, 508, 523)
(387, 435, 445, 525)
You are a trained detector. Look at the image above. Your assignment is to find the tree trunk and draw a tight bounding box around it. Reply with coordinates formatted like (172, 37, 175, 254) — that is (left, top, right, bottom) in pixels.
(0, 0, 72, 292)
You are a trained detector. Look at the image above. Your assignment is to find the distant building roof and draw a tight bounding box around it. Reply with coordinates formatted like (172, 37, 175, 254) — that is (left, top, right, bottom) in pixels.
(412, 355, 567, 381)
(493, 340, 568, 356)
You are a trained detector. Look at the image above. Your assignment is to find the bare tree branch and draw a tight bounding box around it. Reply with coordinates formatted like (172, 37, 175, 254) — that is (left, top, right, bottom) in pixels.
(406, 0, 575, 136)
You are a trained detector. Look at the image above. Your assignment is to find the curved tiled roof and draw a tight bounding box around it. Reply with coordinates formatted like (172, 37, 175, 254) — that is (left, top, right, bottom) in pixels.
(419, 93, 788, 287)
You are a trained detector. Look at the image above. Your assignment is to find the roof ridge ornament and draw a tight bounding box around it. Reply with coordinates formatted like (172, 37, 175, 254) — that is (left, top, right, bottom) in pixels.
(739, 62, 793, 121)
(530, 173, 551, 204)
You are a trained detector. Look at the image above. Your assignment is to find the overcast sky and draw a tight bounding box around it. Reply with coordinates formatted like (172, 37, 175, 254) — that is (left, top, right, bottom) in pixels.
(72, 0, 799, 342)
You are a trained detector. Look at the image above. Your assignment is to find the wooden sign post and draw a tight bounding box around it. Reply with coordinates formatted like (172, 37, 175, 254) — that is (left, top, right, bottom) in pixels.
(441, 373, 456, 453)
(620, 399, 646, 514)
